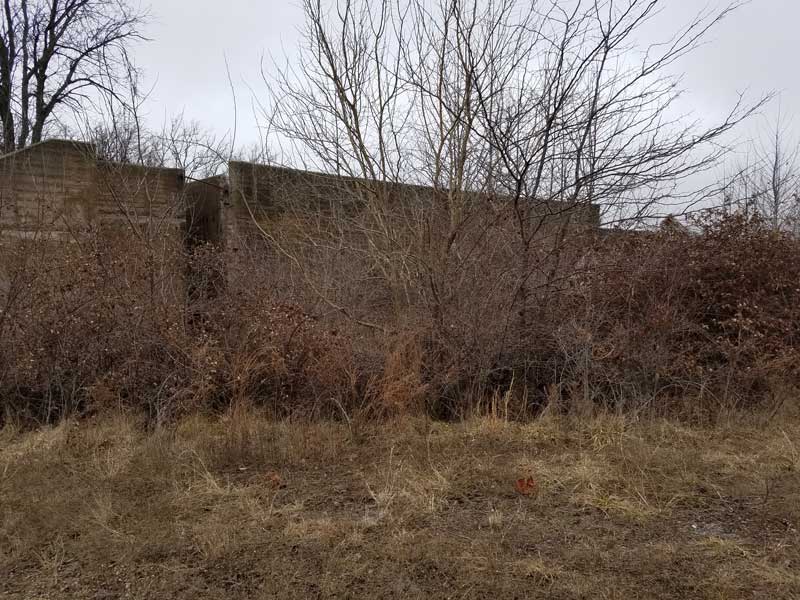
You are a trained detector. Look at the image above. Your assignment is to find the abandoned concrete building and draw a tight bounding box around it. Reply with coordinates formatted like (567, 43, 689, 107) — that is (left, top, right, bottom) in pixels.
(0, 138, 601, 244)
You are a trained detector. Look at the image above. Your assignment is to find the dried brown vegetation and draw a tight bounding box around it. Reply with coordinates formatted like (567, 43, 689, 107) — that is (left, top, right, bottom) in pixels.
(1, 410, 799, 598)
(1, 212, 798, 426)
(1, 0, 798, 595)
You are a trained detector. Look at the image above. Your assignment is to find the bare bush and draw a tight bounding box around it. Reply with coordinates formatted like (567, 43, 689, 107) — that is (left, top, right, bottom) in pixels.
(570, 213, 800, 415)
(246, 0, 771, 416)
(3, 205, 798, 427)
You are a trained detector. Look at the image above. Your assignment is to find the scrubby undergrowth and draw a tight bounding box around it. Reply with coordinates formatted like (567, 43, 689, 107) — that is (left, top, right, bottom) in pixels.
(0, 213, 798, 426)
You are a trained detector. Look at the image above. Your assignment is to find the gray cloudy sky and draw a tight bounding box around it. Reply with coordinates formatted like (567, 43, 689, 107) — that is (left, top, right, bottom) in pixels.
(133, 0, 798, 156)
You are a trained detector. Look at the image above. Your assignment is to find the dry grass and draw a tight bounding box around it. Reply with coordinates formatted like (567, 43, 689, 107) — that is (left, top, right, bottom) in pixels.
(1, 409, 799, 599)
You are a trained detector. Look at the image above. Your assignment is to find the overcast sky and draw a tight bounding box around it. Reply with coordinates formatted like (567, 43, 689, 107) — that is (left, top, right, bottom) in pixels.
(133, 0, 798, 159)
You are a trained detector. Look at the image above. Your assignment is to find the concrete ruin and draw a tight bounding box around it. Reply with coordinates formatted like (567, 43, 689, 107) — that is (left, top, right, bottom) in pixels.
(0, 139, 602, 244)
(0, 139, 185, 237)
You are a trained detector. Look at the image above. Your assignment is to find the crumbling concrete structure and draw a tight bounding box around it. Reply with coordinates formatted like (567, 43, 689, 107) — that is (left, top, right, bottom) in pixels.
(0, 139, 602, 244)
(0, 139, 184, 237)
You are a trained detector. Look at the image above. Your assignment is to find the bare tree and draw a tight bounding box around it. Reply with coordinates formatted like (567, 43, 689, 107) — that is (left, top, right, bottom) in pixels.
(89, 114, 229, 180)
(0, 0, 146, 154)
(259, 0, 762, 310)
(267, 1, 761, 211)
(723, 110, 800, 232)
(247, 0, 770, 414)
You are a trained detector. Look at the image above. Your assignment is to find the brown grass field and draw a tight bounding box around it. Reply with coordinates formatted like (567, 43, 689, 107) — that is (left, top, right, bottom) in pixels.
(2, 408, 799, 599)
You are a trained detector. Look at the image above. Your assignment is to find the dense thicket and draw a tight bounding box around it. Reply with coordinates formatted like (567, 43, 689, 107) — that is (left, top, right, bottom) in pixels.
(1, 212, 797, 426)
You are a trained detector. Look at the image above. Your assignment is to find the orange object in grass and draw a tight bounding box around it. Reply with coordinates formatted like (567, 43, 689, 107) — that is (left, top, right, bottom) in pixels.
(515, 476, 537, 496)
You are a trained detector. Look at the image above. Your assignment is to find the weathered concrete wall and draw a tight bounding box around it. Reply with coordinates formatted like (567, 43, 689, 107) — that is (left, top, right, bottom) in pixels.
(95, 161, 185, 226)
(226, 161, 368, 244)
(0, 140, 94, 233)
(226, 160, 601, 239)
(184, 176, 227, 246)
(0, 139, 184, 237)
(0, 142, 600, 244)
(228, 161, 375, 216)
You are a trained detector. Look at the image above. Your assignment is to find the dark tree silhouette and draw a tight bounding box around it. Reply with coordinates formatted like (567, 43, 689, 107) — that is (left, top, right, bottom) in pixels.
(0, 0, 145, 153)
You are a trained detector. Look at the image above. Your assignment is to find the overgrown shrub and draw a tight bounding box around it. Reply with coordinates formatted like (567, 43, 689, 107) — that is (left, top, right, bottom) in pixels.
(0, 229, 351, 424)
(569, 213, 800, 413)
(1, 212, 798, 426)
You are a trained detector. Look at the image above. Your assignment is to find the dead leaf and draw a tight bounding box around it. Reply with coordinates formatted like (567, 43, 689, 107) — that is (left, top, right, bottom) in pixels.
(515, 476, 537, 496)
(266, 471, 283, 488)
